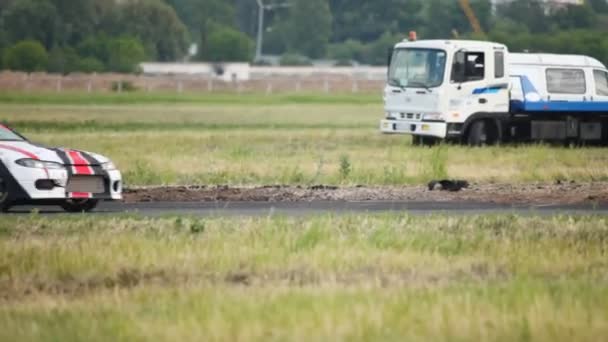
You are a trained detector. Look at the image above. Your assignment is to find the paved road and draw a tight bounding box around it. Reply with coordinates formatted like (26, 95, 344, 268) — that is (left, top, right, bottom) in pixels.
(6, 201, 608, 216)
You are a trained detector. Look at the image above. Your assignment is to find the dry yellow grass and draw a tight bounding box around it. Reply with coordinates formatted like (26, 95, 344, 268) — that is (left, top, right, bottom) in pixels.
(1, 214, 607, 341)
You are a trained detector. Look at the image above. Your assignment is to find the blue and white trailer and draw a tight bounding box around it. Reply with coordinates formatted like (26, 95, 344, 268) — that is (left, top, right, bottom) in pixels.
(380, 39, 608, 145)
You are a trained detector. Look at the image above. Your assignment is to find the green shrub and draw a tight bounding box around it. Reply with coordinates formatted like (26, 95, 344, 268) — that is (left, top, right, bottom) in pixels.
(199, 26, 253, 62)
(111, 81, 138, 92)
(77, 57, 105, 73)
(47, 46, 80, 74)
(77, 35, 111, 66)
(328, 39, 365, 61)
(339, 154, 352, 180)
(107, 37, 147, 73)
(3, 40, 48, 72)
(279, 53, 312, 66)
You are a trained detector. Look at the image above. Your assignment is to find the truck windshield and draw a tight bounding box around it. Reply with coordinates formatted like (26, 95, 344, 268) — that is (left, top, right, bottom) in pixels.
(388, 48, 446, 89)
(0, 125, 25, 141)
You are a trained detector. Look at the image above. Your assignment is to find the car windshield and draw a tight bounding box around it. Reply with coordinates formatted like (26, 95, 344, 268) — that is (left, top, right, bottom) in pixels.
(0, 125, 25, 141)
(388, 48, 447, 89)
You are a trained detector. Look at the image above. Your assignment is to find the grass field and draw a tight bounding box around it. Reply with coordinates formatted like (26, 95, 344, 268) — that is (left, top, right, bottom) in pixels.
(1, 214, 607, 341)
(2, 93, 608, 340)
(2, 93, 608, 186)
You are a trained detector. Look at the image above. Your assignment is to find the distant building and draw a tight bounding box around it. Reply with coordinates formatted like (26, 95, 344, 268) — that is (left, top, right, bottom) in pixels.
(492, 0, 585, 9)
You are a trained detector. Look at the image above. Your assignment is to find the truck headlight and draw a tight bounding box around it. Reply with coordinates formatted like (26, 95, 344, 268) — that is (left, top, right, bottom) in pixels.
(422, 113, 443, 121)
(16, 158, 64, 169)
(101, 161, 117, 171)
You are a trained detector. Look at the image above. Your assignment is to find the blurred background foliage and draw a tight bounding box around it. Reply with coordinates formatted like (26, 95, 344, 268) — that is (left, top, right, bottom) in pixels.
(0, 0, 606, 72)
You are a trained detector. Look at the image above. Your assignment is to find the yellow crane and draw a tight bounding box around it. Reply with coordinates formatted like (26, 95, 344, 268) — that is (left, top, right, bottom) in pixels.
(458, 0, 484, 36)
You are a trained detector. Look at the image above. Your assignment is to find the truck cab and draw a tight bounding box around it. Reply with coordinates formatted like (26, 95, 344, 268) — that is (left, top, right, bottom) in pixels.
(381, 39, 608, 145)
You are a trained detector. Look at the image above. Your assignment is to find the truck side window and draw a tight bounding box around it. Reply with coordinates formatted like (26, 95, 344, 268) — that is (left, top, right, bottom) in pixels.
(451, 51, 485, 83)
(594, 70, 608, 96)
(494, 51, 504, 78)
(546, 68, 586, 94)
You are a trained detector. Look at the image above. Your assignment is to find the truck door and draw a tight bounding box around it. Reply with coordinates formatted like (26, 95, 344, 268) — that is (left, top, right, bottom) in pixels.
(449, 49, 510, 118)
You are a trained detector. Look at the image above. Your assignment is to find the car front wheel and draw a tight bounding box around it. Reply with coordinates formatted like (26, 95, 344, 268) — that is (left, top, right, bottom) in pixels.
(0, 178, 12, 213)
(61, 199, 99, 213)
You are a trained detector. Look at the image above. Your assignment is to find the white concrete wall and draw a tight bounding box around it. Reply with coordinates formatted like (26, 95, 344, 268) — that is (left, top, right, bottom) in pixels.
(140, 63, 251, 82)
(140, 63, 387, 81)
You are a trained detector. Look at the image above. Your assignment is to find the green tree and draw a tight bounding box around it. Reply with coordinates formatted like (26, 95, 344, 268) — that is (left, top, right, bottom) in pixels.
(471, 0, 493, 34)
(422, 0, 489, 39)
(47, 46, 80, 74)
(0, 29, 7, 69)
(3, 40, 48, 72)
(48, 0, 97, 45)
(283, 0, 332, 58)
(330, 0, 423, 43)
(165, 0, 235, 58)
(234, 0, 258, 37)
(115, 0, 188, 61)
(588, 0, 608, 13)
(361, 32, 402, 65)
(107, 37, 146, 73)
(279, 53, 312, 66)
(328, 39, 365, 62)
(77, 57, 104, 73)
(549, 4, 597, 30)
(199, 26, 253, 62)
(165, 0, 234, 35)
(77, 35, 112, 65)
(497, 0, 551, 34)
(1, 0, 59, 49)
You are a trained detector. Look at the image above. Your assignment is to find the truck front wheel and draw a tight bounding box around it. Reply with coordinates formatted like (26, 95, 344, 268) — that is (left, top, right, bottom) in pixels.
(467, 120, 498, 146)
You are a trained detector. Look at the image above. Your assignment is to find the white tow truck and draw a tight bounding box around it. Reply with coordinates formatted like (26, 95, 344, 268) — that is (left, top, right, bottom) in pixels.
(380, 38, 608, 145)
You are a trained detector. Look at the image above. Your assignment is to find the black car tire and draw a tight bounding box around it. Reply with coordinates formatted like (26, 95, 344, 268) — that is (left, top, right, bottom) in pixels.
(0, 178, 12, 213)
(61, 199, 100, 213)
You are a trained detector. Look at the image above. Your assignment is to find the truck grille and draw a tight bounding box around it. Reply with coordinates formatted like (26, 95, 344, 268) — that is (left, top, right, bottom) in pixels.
(66, 176, 105, 194)
(401, 113, 422, 120)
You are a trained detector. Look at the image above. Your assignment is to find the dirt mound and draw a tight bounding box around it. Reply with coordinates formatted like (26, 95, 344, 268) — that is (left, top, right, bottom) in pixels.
(123, 182, 608, 205)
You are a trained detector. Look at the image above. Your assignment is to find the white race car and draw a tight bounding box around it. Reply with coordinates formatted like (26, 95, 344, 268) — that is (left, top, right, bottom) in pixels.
(0, 124, 122, 212)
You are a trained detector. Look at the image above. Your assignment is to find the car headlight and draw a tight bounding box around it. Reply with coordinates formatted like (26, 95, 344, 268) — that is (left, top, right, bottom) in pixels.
(16, 158, 64, 169)
(101, 161, 117, 171)
(422, 113, 443, 121)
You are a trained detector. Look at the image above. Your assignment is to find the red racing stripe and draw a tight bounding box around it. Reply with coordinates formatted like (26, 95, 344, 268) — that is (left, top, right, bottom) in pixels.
(67, 150, 94, 175)
(0, 143, 50, 178)
(70, 192, 92, 199)
(65, 150, 94, 199)
(0, 143, 39, 160)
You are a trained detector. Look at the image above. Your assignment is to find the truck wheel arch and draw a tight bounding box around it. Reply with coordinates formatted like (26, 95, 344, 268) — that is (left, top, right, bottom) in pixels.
(462, 112, 509, 144)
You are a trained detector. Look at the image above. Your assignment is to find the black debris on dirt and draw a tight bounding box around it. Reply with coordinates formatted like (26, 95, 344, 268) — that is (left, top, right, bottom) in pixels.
(427, 180, 470, 192)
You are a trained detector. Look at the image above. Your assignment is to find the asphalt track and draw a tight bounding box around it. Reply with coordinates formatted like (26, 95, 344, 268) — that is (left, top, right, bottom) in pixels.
(6, 201, 608, 216)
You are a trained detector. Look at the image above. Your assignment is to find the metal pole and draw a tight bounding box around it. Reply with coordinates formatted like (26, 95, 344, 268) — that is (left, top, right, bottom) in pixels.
(255, 0, 264, 62)
(255, 1, 291, 63)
